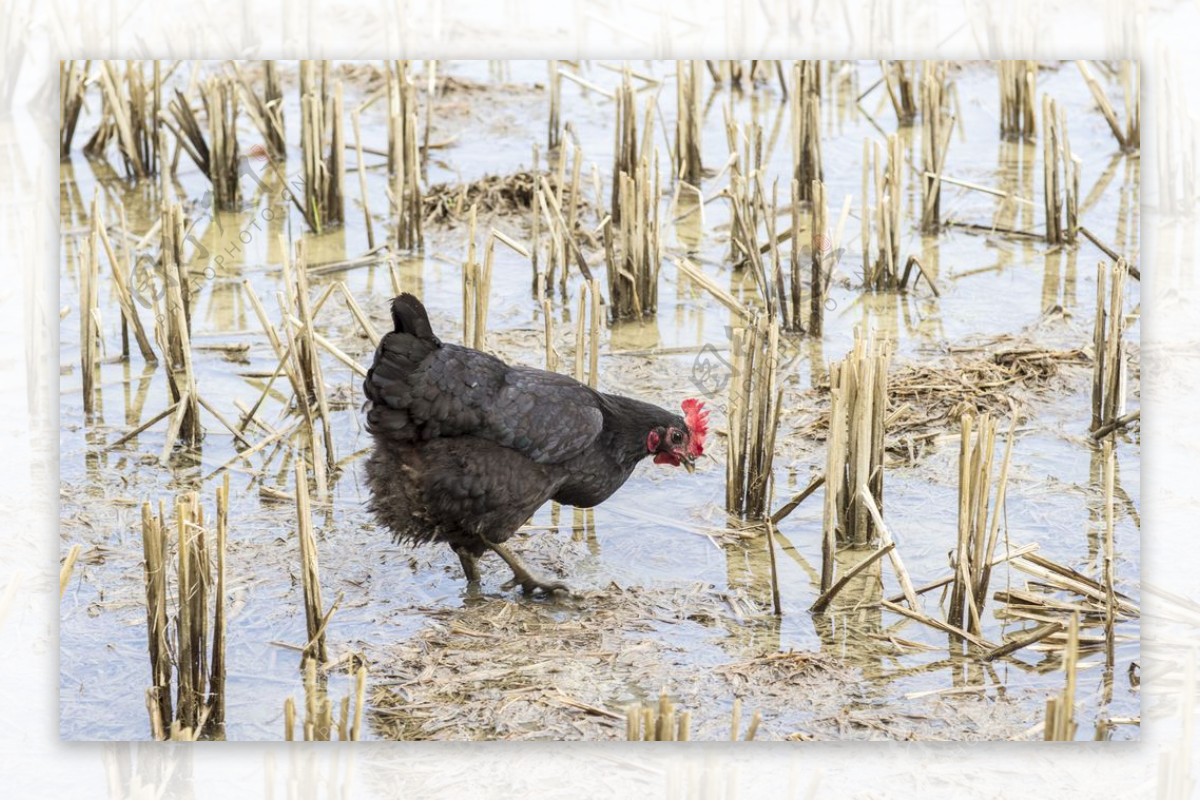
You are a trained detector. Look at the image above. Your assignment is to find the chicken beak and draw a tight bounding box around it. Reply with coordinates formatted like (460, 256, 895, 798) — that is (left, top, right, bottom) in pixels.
(682, 455, 696, 474)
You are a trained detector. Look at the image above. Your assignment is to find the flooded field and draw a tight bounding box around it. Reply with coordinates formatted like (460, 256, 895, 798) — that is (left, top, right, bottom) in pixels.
(59, 60, 1140, 741)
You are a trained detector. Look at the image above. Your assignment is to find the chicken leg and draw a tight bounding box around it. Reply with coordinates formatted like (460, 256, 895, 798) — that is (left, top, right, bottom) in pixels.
(486, 540, 570, 595)
(454, 547, 481, 583)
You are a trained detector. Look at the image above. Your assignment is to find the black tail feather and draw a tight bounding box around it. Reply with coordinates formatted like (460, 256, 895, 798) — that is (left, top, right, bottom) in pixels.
(390, 293, 438, 343)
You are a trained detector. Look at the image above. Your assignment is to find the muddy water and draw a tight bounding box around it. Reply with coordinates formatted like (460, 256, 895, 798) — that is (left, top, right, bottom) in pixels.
(59, 60, 1139, 740)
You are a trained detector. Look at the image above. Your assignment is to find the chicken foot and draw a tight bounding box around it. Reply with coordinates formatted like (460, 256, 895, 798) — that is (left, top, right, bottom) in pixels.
(486, 540, 571, 596)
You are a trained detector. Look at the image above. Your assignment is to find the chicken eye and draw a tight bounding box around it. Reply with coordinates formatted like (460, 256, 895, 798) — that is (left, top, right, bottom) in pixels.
(669, 429, 683, 445)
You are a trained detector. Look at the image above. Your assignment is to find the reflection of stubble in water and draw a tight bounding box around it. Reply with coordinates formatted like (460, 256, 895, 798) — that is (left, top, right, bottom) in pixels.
(812, 546, 884, 671)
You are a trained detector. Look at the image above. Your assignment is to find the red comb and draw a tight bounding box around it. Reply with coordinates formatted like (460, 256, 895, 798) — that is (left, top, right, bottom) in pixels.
(682, 398, 709, 457)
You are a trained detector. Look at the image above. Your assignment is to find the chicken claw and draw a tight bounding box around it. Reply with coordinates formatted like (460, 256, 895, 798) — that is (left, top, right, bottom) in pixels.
(488, 541, 571, 596)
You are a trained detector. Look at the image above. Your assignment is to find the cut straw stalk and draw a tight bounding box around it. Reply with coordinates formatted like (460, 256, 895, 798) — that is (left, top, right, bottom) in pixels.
(607, 87, 661, 322)
(173, 493, 207, 733)
(725, 141, 808, 333)
(59, 544, 82, 598)
(880, 61, 918, 125)
(1044, 613, 1080, 740)
(79, 233, 100, 415)
(810, 542, 893, 614)
(542, 299, 558, 371)
(771, 474, 825, 525)
(1079, 227, 1140, 280)
(949, 413, 1016, 637)
(94, 60, 157, 179)
(462, 221, 529, 353)
(205, 77, 241, 212)
(674, 257, 751, 321)
(983, 621, 1066, 662)
(862, 134, 902, 289)
(574, 288, 586, 382)
(553, 144, 570, 288)
(232, 60, 285, 160)
(588, 278, 600, 388)
(142, 500, 172, 732)
(790, 61, 822, 202)
(898, 255, 941, 296)
(283, 312, 368, 378)
(547, 60, 562, 150)
(809, 178, 827, 334)
(538, 172, 595, 289)
(1118, 61, 1140, 152)
(531, 144, 543, 293)
(764, 520, 783, 616)
(1090, 259, 1130, 434)
(141, 482, 228, 740)
(242, 279, 316, 446)
(339, 282, 381, 347)
(1102, 440, 1117, 671)
(886, 543, 1039, 605)
(282, 241, 337, 475)
(95, 198, 157, 363)
(920, 61, 952, 233)
(164, 77, 240, 210)
(858, 489, 918, 610)
(298, 61, 346, 233)
(998, 61, 1038, 140)
(388, 61, 423, 250)
(164, 265, 203, 446)
(351, 110, 376, 249)
(1090, 409, 1139, 441)
(562, 146, 584, 297)
(158, 202, 190, 327)
(880, 599, 996, 650)
(351, 665, 367, 741)
(674, 60, 702, 183)
(569, 279, 602, 388)
(209, 475, 228, 728)
(789, 179, 803, 331)
(822, 332, 891, 555)
(625, 692, 695, 741)
(296, 459, 327, 663)
(610, 70, 639, 224)
(1042, 95, 1079, 245)
(725, 154, 765, 274)
(725, 314, 782, 520)
(1075, 61, 1132, 152)
(1010, 554, 1138, 616)
(628, 690, 758, 743)
(285, 321, 329, 501)
(604, 69, 660, 319)
(60, 60, 89, 159)
(462, 206, 482, 348)
(151, 203, 202, 448)
(284, 658, 367, 741)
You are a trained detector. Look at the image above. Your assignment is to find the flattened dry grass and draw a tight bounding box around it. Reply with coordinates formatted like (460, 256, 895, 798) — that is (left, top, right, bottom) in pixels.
(423, 170, 590, 223)
(795, 343, 1088, 461)
(368, 582, 735, 741)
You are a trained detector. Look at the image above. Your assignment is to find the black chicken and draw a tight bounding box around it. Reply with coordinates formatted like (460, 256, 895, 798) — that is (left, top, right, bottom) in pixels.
(363, 294, 708, 594)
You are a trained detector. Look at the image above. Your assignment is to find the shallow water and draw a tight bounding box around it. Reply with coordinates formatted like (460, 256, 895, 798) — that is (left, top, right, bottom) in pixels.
(59, 60, 1140, 740)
